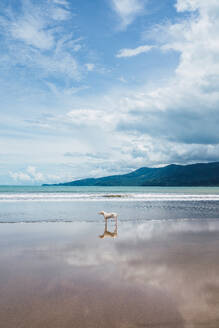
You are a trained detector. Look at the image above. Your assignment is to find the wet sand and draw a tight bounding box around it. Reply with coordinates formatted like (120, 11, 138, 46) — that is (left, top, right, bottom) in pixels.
(1, 220, 219, 328)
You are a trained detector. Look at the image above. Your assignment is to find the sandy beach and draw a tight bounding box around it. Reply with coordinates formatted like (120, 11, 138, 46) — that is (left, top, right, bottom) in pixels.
(1, 219, 219, 328)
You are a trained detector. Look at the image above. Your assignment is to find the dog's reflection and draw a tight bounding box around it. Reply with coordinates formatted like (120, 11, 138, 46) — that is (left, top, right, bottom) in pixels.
(99, 217, 118, 239)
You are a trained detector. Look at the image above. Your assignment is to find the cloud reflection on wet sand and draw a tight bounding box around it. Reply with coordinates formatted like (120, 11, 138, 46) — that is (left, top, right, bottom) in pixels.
(0, 220, 219, 327)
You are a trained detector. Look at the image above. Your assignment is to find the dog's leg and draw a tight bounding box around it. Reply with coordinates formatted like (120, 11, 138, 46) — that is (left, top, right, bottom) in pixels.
(114, 217, 117, 232)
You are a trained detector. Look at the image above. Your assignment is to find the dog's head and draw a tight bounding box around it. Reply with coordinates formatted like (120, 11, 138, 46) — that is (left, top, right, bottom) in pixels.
(98, 211, 105, 215)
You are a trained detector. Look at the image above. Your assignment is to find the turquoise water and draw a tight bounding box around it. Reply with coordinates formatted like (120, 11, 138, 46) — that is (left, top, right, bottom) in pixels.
(1, 185, 219, 193)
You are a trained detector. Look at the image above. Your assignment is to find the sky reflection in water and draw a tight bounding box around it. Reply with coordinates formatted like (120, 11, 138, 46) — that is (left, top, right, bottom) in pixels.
(0, 220, 219, 327)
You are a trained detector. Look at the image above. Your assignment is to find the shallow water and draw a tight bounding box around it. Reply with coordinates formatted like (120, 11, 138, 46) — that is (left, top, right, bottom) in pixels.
(1, 220, 219, 328)
(1, 186, 219, 223)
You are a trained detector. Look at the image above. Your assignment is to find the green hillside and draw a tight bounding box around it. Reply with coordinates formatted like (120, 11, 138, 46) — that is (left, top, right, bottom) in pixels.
(43, 162, 219, 186)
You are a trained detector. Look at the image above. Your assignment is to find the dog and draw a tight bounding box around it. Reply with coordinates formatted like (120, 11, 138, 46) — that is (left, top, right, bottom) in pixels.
(98, 211, 118, 220)
(99, 220, 118, 239)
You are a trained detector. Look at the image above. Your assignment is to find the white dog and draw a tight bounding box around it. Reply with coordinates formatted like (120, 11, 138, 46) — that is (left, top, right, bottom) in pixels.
(98, 211, 118, 220)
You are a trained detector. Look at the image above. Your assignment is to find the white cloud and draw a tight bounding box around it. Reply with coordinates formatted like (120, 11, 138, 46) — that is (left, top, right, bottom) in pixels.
(9, 166, 44, 182)
(67, 109, 115, 127)
(10, 17, 54, 50)
(114, 0, 219, 145)
(27, 166, 44, 181)
(51, 6, 70, 20)
(116, 44, 154, 57)
(119, 76, 127, 83)
(9, 171, 32, 182)
(53, 0, 69, 6)
(175, 0, 219, 13)
(2, 0, 70, 51)
(0, 0, 81, 80)
(85, 63, 95, 71)
(111, 0, 146, 29)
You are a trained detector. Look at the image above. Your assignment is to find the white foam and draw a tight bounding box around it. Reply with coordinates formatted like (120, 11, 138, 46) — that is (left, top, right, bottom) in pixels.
(1, 192, 219, 202)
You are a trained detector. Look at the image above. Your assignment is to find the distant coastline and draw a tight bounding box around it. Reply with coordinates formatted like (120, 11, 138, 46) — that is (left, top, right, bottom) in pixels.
(43, 161, 219, 187)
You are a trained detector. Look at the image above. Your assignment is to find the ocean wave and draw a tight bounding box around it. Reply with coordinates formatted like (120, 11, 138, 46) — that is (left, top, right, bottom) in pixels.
(1, 192, 219, 202)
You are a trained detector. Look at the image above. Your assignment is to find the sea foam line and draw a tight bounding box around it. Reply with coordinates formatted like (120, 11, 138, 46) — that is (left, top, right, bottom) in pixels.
(1, 192, 219, 201)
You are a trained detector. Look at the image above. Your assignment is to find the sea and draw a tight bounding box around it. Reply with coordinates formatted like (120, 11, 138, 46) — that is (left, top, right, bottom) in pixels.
(1, 185, 219, 223)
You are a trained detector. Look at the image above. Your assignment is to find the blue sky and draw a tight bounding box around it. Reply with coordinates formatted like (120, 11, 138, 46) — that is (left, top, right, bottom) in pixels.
(1, 0, 219, 184)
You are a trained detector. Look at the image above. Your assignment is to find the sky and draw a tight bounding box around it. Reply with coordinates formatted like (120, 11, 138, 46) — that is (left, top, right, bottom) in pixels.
(1, 0, 219, 185)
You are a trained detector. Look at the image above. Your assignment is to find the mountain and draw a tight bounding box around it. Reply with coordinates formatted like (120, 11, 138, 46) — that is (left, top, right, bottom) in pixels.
(43, 162, 219, 187)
